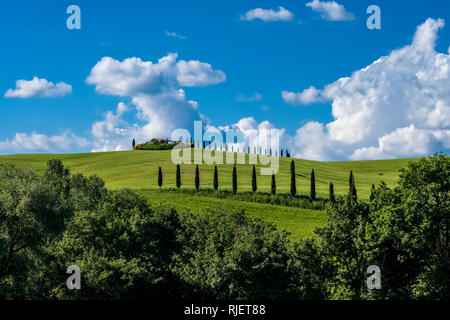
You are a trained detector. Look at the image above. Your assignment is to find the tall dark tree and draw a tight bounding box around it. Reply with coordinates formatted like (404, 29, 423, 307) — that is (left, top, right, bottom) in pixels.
(310, 169, 316, 201)
(349, 171, 357, 199)
(281, 149, 284, 157)
(195, 165, 200, 190)
(329, 182, 335, 203)
(252, 165, 257, 193)
(213, 165, 219, 191)
(271, 173, 276, 195)
(369, 184, 375, 202)
(132, 138, 136, 149)
(286, 150, 291, 158)
(232, 165, 237, 194)
(176, 164, 181, 189)
(158, 167, 163, 189)
(290, 160, 296, 197)
(349, 171, 354, 194)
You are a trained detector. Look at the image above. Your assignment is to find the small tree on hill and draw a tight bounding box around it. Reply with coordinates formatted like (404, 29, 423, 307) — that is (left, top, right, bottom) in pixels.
(232, 165, 237, 194)
(176, 164, 181, 189)
(290, 160, 296, 197)
(132, 139, 136, 150)
(281, 149, 284, 157)
(310, 169, 316, 201)
(369, 184, 375, 202)
(213, 165, 219, 190)
(329, 182, 335, 203)
(158, 167, 163, 189)
(252, 165, 257, 193)
(271, 173, 276, 195)
(349, 171, 357, 199)
(195, 165, 200, 190)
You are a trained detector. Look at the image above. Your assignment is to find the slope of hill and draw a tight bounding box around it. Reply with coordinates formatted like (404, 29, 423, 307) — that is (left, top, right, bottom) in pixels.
(0, 150, 413, 199)
(0, 150, 415, 240)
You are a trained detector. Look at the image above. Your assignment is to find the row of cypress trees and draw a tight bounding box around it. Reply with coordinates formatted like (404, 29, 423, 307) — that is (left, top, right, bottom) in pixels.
(157, 161, 360, 201)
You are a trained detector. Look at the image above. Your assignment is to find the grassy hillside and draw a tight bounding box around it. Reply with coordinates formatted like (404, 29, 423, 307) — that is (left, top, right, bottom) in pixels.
(0, 150, 414, 240)
(0, 150, 413, 199)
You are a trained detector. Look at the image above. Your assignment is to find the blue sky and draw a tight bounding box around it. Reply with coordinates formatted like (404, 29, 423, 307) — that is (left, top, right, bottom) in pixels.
(1, 0, 449, 159)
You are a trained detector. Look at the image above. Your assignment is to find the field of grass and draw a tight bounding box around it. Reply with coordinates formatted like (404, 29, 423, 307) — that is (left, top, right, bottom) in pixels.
(139, 189, 326, 240)
(0, 149, 413, 199)
(0, 150, 415, 240)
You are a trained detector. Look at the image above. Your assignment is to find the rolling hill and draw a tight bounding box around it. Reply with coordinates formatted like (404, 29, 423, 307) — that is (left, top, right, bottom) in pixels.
(0, 150, 415, 240)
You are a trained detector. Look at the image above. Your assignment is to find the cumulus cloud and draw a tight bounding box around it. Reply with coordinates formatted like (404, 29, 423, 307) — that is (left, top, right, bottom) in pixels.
(282, 87, 324, 105)
(87, 53, 225, 152)
(5, 77, 72, 98)
(213, 117, 292, 154)
(240, 7, 294, 22)
(306, 0, 354, 21)
(287, 18, 450, 160)
(0, 131, 89, 152)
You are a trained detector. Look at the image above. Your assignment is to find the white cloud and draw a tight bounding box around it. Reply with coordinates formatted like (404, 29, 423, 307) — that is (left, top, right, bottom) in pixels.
(241, 7, 294, 22)
(236, 92, 262, 102)
(86, 53, 225, 96)
(351, 125, 450, 160)
(306, 0, 354, 21)
(287, 18, 450, 160)
(175, 59, 226, 87)
(0, 131, 89, 152)
(166, 31, 186, 40)
(5, 77, 72, 98)
(87, 53, 225, 152)
(214, 117, 292, 153)
(282, 87, 324, 105)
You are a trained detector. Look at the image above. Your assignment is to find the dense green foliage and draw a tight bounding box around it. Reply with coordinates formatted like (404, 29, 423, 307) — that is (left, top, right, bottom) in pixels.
(134, 141, 178, 151)
(0, 154, 448, 300)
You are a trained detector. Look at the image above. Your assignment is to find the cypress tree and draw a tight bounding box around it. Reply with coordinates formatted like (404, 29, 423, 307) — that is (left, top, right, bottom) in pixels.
(252, 165, 257, 193)
(271, 173, 276, 195)
(132, 138, 136, 149)
(349, 171, 354, 195)
(329, 182, 335, 203)
(195, 165, 200, 190)
(349, 171, 357, 199)
(232, 165, 237, 194)
(310, 169, 316, 201)
(158, 167, 163, 189)
(290, 160, 296, 197)
(213, 165, 219, 190)
(176, 164, 181, 189)
(281, 149, 284, 157)
(369, 184, 376, 202)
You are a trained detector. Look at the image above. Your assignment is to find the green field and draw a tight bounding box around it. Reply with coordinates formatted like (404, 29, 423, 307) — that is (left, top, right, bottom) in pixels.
(0, 150, 415, 240)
